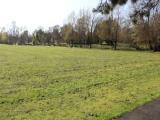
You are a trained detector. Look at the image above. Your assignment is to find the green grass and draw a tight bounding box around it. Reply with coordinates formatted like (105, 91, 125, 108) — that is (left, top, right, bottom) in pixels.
(0, 45, 160, 120)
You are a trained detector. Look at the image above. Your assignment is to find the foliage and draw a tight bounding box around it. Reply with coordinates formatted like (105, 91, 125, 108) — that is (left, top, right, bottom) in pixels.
(0, 1, 160, 51)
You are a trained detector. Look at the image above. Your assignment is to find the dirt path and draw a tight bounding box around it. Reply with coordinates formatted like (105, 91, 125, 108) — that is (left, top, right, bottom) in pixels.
(117, 98, 160, 120)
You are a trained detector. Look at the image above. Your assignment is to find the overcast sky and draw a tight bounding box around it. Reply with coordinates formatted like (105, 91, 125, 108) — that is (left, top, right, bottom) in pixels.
(0, 0, 99, 32)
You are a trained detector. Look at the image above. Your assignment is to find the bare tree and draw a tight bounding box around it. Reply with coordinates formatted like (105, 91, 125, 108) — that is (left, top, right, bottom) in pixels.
(68, 11, 77, 47)
(8, 21, 19, 45)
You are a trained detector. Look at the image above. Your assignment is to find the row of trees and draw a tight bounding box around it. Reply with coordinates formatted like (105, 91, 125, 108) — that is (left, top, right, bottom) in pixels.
(0, 0, 159, 51)
(0, 22, 32, 45)
(0, 10, 118, 48)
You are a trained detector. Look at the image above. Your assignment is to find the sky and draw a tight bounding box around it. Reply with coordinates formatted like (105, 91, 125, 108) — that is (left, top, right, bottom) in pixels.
(0, 0, 99, 32)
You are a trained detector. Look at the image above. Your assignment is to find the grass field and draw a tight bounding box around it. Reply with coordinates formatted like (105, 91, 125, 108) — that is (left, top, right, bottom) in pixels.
(0, 45, 160, 120)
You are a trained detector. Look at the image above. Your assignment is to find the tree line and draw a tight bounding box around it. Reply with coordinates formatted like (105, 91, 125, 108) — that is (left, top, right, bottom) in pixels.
(0, 0, 159, 51)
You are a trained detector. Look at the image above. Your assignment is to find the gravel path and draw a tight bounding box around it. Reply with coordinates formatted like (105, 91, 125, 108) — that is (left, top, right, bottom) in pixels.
(117, 99, 160, 120)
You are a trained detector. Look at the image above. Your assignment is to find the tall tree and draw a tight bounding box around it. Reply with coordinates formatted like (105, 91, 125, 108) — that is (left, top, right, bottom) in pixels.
(131, 0, 160, 50)
(8, 21, 19, 44)
(32, 29, 45, 45)
(61, 24, 74, 46)
(49, 25, 61, 45)
(19, 30, 29, 45)
(68, 12, 77, 47)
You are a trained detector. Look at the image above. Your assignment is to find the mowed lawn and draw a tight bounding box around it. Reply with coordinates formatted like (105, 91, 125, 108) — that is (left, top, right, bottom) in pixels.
(0, 45, 160, 120)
